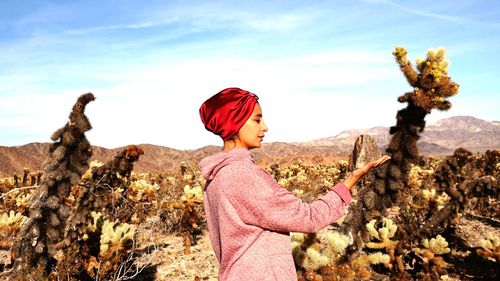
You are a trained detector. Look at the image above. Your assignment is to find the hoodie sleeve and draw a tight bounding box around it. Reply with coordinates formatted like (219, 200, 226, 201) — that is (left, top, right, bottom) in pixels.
(220, 161, 351, 233)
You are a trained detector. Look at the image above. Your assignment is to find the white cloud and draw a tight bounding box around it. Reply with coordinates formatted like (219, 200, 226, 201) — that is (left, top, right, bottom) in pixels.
(0, 48, 414, 149)
(58, 50, 400, 149)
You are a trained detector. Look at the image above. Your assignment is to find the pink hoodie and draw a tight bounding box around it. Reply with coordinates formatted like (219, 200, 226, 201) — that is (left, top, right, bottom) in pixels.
(199, 148, 352, 281)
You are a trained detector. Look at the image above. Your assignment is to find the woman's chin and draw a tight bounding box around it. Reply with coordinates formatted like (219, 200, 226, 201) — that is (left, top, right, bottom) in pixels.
(248, 143, 262, 150)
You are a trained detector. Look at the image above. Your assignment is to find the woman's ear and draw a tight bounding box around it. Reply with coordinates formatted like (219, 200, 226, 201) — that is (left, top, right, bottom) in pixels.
(232, 134, 241, 148)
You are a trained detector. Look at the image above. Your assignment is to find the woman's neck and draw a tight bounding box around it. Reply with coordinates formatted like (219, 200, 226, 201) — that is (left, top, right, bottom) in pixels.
(223, 139, 247, 152)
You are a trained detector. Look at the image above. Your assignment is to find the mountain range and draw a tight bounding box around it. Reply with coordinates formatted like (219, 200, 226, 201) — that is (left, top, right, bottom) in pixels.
(300, 116, 500, 152)
(0, 116, 498, 177)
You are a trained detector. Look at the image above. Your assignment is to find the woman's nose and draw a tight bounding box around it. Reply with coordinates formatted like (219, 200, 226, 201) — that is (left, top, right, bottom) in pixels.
(261, 121, 268, 132)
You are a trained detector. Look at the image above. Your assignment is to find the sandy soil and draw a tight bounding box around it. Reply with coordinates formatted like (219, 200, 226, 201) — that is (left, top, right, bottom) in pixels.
(154, 231, 218, 281)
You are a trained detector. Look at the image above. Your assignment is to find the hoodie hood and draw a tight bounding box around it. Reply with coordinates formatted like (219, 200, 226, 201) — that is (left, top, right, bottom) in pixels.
(198, 148, 254, 183)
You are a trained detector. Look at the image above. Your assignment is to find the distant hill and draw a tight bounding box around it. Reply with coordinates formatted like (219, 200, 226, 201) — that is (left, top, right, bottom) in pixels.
(0, 116, 498, 177)
(420, 116, 500, 151)
(0, 143, 346, 177)
(300, 116, 500, 154)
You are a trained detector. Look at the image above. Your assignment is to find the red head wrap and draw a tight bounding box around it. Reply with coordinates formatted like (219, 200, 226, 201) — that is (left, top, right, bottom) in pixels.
(199, 87, 259, 140)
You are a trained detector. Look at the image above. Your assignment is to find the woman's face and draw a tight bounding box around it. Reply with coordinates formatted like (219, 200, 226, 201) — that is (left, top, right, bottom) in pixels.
(236, 103, 268, 150)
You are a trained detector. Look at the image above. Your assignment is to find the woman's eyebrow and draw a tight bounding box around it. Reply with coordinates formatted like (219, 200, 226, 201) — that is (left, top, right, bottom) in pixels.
(254, 114, 263, 118)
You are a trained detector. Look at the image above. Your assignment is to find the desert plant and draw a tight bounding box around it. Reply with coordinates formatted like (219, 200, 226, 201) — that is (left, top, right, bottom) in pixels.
(407, 235, 451, 280)
(0, 211, 27, 233)
(54, 145, 145, 280)
(167, 183, 204, 255)
(477, 232, 500, 263)
(363, 217, 403, 273)
(340, 46, 460, 252)
(413, 148, 499, 239)
(11, 93, 95, 278)
(2, 94, 156, 281)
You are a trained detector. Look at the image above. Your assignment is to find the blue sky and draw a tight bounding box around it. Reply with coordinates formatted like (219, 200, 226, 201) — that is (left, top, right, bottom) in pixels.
(1, 0, 499, 149)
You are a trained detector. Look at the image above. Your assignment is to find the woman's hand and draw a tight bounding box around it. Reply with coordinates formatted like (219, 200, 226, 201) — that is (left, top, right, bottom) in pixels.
(342, 155, 391, 190)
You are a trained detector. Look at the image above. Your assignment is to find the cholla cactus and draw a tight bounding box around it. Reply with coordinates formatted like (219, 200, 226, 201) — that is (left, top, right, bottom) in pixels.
(364, 218, 399, 269)
(2, 188, 33, 212)
(0, 211, 28, 233)
(477, 232, 500, 262)
(178, 161, 206, 190)
(292, 231, 351, 273)
(393, 46, 459, 111)
(323, 232, 351, 259)
(0, 177, 16, 193)
(181, 184, 203, 204)
(81, 160, 104, 181)
(6, 94, 151, 280)
(79, 211, 137, 279)
(480, 232, 500, 251)
(21, 168, 30, 187)
(86, 211, 104, 233)
(273, 160, 348, 204)
(179, 161, 196, 182)
(291, 231, 385, 280)
(128, 179, 160, 202)
(292, 188, 304, 197)
(291, 232, 307, 244)
(294, 246, 330, 272)
(367, 252, 391, 265)
(0, 211, 28, 262)
(14, 93, 95, 277)
(13, 173, 19, 188)
(420, 148, 499, 239)
(89, 145, 144, 188)
(422, 189, 450, 210)
(16, 193, 31, 207)
(366, 218, 397, 242)
(99, 220, 135, 255)
(66, 145, 144, 242)
(166, 183, 205, 255)
(292, 233, 327, 272)
(337, 160, 349, 171)
(277, 178, 289, 187)
(421, 188, 437, 200)
(276, 163, 311, 189)
(422, 235, 450, 255)
(341, 46, 460, 254)
(413, 235, 450, 276)
(408, 164, 434, 189)
(385, 47, 459, 189)
(322, 178, 335, 190)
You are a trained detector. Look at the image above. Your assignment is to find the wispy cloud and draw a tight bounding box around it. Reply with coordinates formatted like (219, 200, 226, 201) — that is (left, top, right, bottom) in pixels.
(62, 17, 184, 35)
(364, 0, 500, 26)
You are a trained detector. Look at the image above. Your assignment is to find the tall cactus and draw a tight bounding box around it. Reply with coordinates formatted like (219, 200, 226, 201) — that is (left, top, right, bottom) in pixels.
(381, 46, 459, 205)
(13, 93, 95, 276)
(341, 47, 459, 249)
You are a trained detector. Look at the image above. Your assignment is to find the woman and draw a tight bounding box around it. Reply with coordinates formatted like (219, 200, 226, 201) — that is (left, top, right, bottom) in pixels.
(198, 87, 390, 280)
